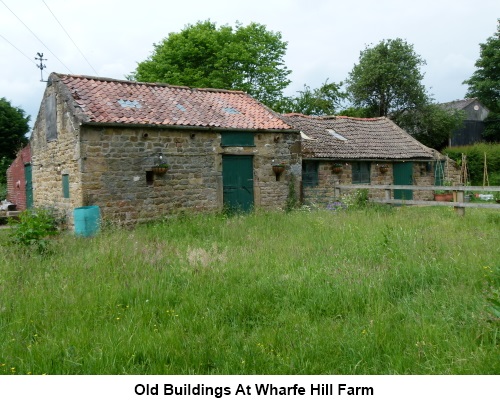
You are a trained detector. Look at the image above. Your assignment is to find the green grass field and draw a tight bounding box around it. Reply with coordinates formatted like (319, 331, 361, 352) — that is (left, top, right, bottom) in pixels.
(1, 206, 499, 374)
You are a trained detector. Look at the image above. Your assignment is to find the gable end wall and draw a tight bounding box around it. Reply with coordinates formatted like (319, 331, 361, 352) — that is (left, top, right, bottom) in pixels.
(30, 81, 84, 224)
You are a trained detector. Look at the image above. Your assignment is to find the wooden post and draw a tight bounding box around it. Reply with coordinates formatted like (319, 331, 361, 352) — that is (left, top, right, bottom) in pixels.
(454, 189, 465, 216)
(384, 188, 391, 203)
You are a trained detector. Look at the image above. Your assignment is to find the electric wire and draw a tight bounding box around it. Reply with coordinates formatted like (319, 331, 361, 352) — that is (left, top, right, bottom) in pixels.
(0, 32, 37, 65)
(0, 0, 73, 73)
(42, 0, 99, 76)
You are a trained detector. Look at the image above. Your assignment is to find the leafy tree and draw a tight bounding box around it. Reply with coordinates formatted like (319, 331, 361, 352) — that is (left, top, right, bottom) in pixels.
(275, 80, 346, 115)
(344, 38, 466, 149)
(464, 19, 500, 142)
(345, 38, 429, 121)
(397, 104, 465, 150)
(0, 97, 30, 183)
(131, 20, 291, 108)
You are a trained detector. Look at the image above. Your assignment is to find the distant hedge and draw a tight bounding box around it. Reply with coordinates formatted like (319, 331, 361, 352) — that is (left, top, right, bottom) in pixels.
(443, 143, 500, 185)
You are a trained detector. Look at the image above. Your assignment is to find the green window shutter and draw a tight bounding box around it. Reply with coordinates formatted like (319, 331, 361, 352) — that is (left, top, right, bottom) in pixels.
(303, 161, 319, 187)
(221, 132, 255, 146)
(352, 162, 370, 184)
(62, 174, 70, 198)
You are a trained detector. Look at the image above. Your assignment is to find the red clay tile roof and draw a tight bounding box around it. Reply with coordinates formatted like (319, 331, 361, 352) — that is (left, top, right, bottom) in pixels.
(51, 73, 292, 131)
(281, 113, 434, 160)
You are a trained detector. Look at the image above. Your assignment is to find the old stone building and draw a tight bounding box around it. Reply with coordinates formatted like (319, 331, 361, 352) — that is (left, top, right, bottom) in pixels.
(281, 114, 460, 206)
(29, 73, 301, 226)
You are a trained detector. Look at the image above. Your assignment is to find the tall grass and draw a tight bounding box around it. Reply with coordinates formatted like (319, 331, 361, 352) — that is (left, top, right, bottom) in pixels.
(1, 207, 499, 374)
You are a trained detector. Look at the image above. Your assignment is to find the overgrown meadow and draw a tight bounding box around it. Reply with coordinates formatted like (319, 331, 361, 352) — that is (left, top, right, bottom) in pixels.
(1, 206, 499, 374)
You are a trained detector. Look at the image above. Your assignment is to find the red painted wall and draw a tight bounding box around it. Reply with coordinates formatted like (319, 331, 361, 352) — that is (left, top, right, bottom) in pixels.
(6, 145, 31, 211)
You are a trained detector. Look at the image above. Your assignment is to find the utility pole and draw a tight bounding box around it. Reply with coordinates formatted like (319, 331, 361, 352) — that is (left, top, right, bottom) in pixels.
(35, 52, 47, 82)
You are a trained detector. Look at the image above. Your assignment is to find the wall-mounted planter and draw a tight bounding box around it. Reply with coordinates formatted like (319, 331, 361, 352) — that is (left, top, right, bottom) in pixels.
(272, 165, 285, 175)
(434, 193, 453, 202)
(379, 165, 389, 174)
(152, 166, 169, 175)
(272, 164, 285, 181)
(332, 164, 343, 174)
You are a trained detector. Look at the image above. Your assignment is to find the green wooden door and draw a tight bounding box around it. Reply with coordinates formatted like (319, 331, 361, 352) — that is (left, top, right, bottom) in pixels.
(393, 162, 413, 200)
(222, 155, 254, 212)
(24, 164, 33, 209)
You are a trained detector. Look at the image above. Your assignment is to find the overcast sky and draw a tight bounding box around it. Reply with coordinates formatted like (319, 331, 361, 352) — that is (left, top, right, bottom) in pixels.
(1, 0, 499, 128)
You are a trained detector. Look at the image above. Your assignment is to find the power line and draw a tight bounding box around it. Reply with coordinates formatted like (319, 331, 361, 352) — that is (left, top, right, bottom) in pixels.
(0, 0, 73, 73)
(0, 32, 37, 65)
(42, 0, 99, 76)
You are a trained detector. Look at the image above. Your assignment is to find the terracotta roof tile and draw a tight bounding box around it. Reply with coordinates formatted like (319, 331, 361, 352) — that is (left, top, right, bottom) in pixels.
(281, 113, 434, 160)
(52, 73, 292, 131)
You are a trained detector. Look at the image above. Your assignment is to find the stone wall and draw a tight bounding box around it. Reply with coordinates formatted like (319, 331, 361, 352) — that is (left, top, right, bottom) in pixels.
(303, 159, 461, 207)
(29, 82, 84, 225)
(80, 127, 301, 225)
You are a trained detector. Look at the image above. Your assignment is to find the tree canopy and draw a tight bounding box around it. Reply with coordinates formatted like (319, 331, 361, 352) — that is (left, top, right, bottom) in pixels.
(344, 38, 467, 149)
(0, 97, 30, 183)
(463, 19, 500, 141)
(274, 80, 346, 116)
(397, 103, 465, 150)
(346, 38, 429, 121)
(131, 20, 291, 108)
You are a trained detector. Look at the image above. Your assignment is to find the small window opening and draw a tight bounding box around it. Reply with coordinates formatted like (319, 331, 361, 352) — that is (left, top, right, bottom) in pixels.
(62, 174, 70, 198)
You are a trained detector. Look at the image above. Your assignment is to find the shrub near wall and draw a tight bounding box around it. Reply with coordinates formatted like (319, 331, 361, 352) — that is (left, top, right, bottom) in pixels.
(444, 143, 500, 185)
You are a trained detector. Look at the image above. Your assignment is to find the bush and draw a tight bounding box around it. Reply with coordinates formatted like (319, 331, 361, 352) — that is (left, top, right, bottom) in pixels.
(0, 182, 6, 201)
(444, 143, 500, 185)
(8, 208, 61, 254)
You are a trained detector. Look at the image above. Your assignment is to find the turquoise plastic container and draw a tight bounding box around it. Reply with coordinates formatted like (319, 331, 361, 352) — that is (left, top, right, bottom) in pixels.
(74, 206, 101, 237)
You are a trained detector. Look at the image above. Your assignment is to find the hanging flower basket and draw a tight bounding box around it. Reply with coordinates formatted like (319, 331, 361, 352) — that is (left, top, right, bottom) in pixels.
(272, 164, 285, 175)
(332, 163, 343, 174)
(152, 165, 169, 175)
(379, 164, 389, 174)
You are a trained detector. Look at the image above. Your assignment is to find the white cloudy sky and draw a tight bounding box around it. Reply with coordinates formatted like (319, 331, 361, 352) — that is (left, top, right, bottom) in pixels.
(1, 0, 499, 128)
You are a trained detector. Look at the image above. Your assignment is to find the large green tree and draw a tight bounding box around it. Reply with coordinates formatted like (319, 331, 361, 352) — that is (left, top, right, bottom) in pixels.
(131, 20, 291, 108)
(345, 38, 465, 149)
(463, 19, 500, 141)
(346, 38, 430, 121)
(0, 97, 30, 183)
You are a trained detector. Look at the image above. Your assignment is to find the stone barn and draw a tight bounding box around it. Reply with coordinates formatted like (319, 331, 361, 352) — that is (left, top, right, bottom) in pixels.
(29, 73, 301, 227)
(281, 113, 460, 206)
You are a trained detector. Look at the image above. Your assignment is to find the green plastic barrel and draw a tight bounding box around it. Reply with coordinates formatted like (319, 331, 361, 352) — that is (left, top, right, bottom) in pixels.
(74, 206, 101, 237)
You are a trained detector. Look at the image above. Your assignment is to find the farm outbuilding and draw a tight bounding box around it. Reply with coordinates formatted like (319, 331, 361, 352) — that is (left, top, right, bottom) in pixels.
(5, 144, 32, 211)
(438, 98, 489, 146)
(24, 73, 301, 227)
(281, 113, 460, 206)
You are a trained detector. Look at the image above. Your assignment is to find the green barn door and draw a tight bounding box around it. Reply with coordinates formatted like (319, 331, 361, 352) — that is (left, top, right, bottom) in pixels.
(24, 164, 33, 209)
(222, 155, 254, 212)
(393, 162, 413, 200)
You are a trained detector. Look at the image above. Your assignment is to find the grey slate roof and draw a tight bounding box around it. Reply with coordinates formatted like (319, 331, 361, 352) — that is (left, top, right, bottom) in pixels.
(438, 98, 480, 111)
(281, 114, 434, 160)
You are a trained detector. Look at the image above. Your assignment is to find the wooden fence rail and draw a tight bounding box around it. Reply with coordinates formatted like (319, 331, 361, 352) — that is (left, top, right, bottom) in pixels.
(334, 184, 500, 216)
